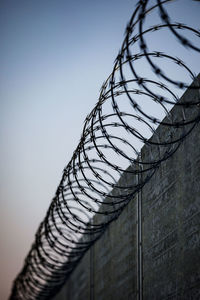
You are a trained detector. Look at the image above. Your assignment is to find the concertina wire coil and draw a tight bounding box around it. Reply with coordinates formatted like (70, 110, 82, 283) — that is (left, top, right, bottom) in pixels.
(10, 0, 200, 299)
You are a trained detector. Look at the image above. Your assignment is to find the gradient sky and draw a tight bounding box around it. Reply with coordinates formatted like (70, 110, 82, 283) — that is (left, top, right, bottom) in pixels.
(0, 1, 199, 299)
(0, 1, 134, 299)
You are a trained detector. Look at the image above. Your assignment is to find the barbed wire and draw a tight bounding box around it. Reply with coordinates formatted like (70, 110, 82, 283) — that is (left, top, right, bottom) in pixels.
(10, 0, 200, 299)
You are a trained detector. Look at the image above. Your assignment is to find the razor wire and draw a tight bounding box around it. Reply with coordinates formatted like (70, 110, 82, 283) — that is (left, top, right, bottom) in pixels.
(10, 0, 200, 299)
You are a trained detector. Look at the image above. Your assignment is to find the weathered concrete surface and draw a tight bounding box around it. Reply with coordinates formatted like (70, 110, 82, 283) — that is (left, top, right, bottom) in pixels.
(93, 197, 138, 300)
(53, 77, 200, 299)
(53, 251, 90, 300)
(141, 76, 200, 300)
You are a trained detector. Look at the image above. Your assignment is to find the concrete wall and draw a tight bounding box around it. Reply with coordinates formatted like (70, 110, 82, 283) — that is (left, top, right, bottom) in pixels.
(53, 77, 200, 299)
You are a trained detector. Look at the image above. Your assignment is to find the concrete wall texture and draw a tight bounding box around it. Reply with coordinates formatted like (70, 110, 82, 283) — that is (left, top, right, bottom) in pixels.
(53, 76, 200, 299)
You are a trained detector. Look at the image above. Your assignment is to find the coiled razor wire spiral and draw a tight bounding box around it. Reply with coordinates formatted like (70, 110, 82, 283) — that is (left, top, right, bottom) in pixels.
(10, 0, 200, 299)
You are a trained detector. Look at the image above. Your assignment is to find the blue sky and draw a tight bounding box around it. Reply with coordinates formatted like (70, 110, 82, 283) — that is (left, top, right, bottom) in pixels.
(0, 1, 199, 299)
(0, 1, 134, 299)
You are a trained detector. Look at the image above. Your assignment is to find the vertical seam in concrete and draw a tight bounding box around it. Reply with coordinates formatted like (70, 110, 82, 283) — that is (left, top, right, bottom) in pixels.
(90, 224, 94, 300)
(137, 161, 143, 300)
